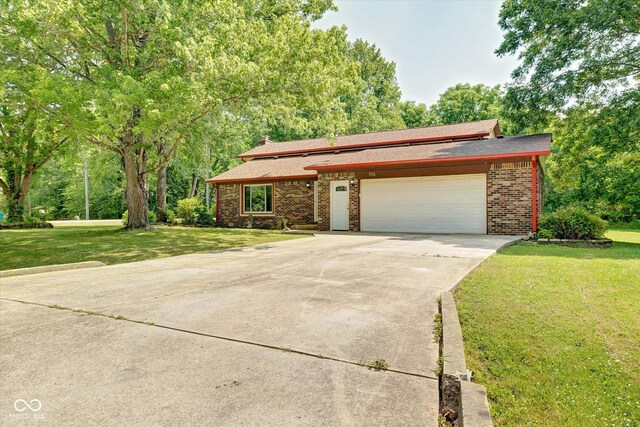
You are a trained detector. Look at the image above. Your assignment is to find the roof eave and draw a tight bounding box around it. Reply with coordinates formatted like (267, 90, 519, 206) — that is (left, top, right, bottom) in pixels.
(206, 173, 317, 185)
(303, 151, 552, 172)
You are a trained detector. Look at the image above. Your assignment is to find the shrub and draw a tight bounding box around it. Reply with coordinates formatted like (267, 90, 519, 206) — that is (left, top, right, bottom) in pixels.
(156, 208, 175, 224)
(0, 215, 53, 229)
(176, 197, 202, 225)
(539, 207, 607, 240)
(164, 209, 176, 224)
(195, 205, 215, 226)
(537, 229, 554, 239)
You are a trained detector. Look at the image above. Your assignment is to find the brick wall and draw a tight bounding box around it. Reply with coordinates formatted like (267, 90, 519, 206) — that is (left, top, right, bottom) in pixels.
(218, 161, 542, 235)
(487, 162, 534, 235)
(317, 172, 359, 231)
(216, 180, 314, 229)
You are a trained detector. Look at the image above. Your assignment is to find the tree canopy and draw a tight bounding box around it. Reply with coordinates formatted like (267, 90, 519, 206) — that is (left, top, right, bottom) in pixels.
(2, 0, 357, 227)
(496, 0, 640, 220)
(2, 0, 638, 225)
(496, 0, 640, 128)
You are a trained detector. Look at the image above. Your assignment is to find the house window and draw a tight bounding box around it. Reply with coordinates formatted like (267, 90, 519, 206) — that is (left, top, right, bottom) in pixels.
(243, 184, 273, 213)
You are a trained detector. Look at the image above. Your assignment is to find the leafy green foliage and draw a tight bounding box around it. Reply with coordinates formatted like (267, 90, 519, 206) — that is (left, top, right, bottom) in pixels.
(399, 101, 436, 128)
(194, 205, 215, 226)
(176, 197, 202, 225)
(342, 39, 405, 134)
(3, 0, 357, 228)
(545, 91, 640, 221)
(496, 0, 640, 129)
(539, 207, 607, 240)
(29, 148, 125, 220)
(156, 208, 175, 224)
(0, 58, 79, 221)
(399, 84, 505, 130)
(429, 83, 502, 125)
(497, 0, 640, 221)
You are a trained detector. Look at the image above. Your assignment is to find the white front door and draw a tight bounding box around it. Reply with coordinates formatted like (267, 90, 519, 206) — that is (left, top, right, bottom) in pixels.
(330, 180, 349, 231)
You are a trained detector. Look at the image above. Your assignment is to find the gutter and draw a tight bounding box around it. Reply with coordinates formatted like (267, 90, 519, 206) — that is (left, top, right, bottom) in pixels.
(206, 174, 316, 185)
(303, 151, 552, 172)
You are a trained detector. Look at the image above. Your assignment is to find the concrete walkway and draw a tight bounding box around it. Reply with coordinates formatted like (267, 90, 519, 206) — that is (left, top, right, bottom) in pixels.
(0, 233, 516, 426)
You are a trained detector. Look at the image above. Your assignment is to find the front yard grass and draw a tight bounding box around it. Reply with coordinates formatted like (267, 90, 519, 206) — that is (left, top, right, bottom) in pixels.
(455, 229, 640, 426)
(0, 225, 306, 270)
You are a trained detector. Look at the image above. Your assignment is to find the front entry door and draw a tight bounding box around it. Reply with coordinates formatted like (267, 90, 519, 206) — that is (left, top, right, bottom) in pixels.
(331, 180, 350, 231)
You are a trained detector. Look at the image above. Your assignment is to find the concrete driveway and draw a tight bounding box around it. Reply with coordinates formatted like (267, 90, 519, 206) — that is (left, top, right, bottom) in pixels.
(0, 233, 515, 426)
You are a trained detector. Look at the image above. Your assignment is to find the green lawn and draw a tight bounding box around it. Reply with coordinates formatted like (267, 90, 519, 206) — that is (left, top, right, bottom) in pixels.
(0, 225, 306, 271)
(455, 229, 640, 426)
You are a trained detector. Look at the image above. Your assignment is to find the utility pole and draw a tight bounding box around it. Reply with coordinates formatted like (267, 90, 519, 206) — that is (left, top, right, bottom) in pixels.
(83, 158, 90, 220)
(205, 143, 210, 211)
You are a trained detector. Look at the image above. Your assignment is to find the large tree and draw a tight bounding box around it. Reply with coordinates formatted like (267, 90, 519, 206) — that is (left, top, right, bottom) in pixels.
(496, 0, 640, 128)
(497, 0, 640, 218)
(397, 83, 504, 130)
(342, 39, 405, 134)
(0, 62, 77, 221)
(546, 92, 640, 220)
(4, 0, 355, 229)
(399, 101, 436, 129)
(429, 83, 503, 126)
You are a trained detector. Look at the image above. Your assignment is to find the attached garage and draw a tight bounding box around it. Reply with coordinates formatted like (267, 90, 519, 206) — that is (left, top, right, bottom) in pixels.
(360, 174, 487, 234)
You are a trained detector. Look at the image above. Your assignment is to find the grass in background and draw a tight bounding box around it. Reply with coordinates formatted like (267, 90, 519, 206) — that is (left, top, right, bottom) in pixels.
(455, 229, 640, 426)
(0, 225, 306, 270)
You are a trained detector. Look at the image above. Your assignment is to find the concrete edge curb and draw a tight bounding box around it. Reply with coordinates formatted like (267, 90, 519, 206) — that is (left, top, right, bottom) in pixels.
(0, 261, 106, 279)
(440, 291, 493, 427)
(448, 237, 521, 293)
(460, 381, 493, 427)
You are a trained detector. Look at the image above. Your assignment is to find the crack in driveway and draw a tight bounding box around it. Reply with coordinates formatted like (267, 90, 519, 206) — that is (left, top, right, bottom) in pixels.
(1, 297, 438, 381)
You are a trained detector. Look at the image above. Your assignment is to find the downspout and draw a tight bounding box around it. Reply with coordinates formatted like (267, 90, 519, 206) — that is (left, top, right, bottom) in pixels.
(531, 156, 538, 232)
(215, 184, 220, 225)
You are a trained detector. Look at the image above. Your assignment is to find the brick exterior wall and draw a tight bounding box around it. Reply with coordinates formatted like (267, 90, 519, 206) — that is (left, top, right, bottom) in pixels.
(217, 180, 314, 229)
(317, 172, 359, 231)
(217, 160, 542, 234)
(487, 161, 535, 235)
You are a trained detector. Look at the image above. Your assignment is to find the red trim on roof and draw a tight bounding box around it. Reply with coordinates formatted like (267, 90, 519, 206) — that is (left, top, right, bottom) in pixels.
(238, 133, 490, 159)
(304, 151, 552, 171)
(206, 174, 315, 185)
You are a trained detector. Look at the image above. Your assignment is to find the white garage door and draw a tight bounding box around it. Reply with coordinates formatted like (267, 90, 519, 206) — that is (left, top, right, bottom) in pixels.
(360, 174, 487, 234)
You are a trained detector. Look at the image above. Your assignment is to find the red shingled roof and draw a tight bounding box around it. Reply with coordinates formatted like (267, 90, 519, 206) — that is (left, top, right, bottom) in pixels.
(207, 134, 551, 184)
(305, 134, 551, 171)
(239, 119, 499, 159)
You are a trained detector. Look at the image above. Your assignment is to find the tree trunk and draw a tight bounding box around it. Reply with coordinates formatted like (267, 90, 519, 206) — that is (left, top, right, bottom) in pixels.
(7, 194, 25, 222)
(122, 145, 150, 229)
(3, 171, 32, 222)
(189, 173, 199, 198)
(156, 141, 168, 223)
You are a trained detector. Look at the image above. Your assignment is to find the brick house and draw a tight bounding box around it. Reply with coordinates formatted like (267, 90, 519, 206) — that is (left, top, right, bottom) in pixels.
(207, 119, 551, 235)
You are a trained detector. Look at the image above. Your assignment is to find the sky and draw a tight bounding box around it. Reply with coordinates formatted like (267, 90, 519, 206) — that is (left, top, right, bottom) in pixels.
(314, 0, 519, 106)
